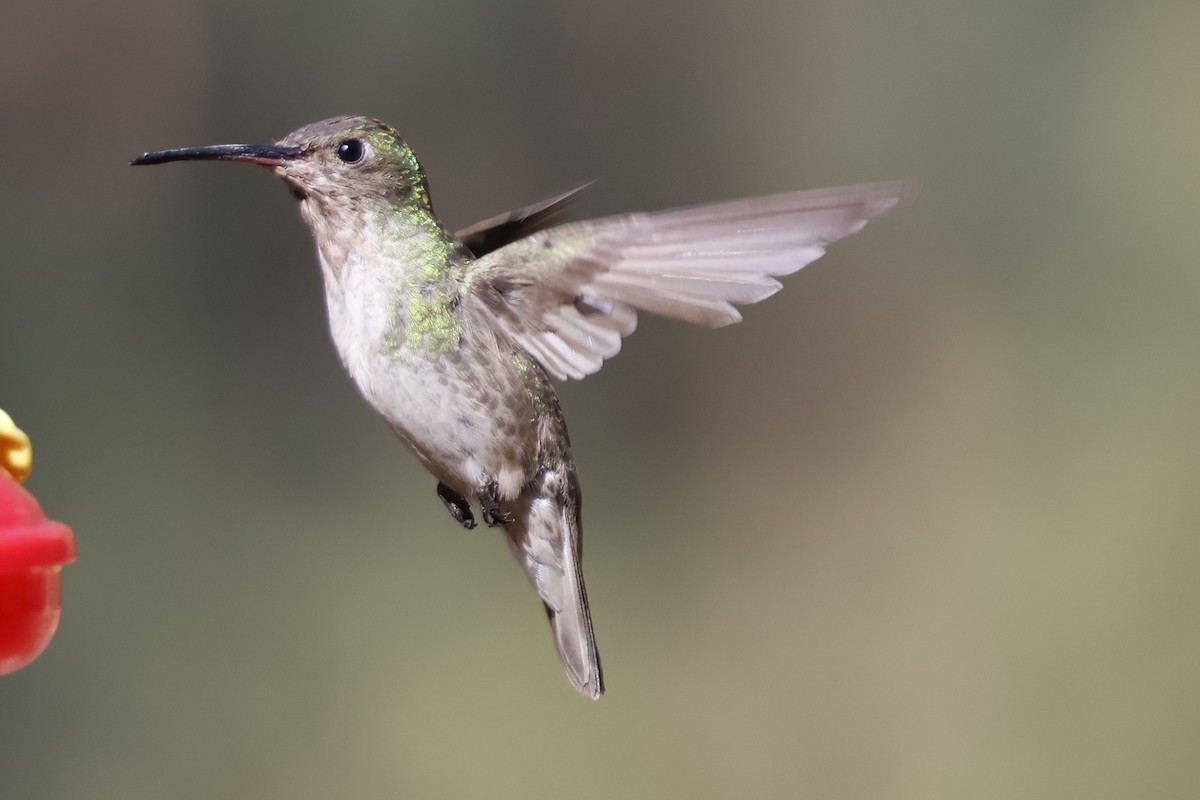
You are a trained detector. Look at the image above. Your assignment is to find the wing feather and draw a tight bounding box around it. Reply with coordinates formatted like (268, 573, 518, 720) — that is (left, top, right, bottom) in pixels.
(455, 183, 592, 257)
(470, 182, 913, 380)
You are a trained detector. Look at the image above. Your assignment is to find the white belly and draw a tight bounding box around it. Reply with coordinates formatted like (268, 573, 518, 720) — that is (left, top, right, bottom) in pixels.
(320, 251, 538, 499)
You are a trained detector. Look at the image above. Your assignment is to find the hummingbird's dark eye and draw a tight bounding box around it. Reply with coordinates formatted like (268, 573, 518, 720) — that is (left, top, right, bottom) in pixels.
(336, 139, 366, 164)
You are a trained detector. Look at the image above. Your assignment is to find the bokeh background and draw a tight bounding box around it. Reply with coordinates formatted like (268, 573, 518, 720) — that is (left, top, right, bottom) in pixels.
(3, 0, 1198, 797)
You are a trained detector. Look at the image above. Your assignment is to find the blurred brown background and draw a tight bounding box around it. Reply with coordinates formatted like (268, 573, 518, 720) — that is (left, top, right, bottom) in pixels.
(2, 0, 1198, 797)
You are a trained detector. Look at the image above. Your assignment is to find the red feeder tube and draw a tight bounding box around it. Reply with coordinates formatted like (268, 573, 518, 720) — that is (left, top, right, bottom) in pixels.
(0, 469, 76, 674)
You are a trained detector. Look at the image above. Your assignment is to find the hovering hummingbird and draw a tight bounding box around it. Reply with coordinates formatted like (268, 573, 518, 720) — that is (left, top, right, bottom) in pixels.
(133, 116, 910, 698)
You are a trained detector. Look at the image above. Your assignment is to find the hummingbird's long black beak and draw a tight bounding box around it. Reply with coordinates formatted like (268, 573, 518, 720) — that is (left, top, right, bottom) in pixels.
(131, 143, 302, 167)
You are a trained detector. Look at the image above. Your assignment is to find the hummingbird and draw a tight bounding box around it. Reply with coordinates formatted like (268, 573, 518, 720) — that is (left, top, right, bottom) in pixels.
(133, 115, 910, 699)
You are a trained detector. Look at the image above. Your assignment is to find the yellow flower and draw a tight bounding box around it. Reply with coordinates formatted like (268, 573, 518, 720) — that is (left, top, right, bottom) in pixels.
(0, 408, 33, 483)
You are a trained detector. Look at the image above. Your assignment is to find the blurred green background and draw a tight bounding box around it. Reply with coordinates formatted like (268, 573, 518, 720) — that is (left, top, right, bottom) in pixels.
(3, 0, 1198, 797)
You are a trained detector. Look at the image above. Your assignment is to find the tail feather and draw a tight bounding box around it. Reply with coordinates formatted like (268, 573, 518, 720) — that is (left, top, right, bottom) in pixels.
(502, 466, 604, 699)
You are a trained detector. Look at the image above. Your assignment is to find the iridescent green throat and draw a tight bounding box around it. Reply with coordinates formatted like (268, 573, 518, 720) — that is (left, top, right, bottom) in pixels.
(378, 202, 469, 359)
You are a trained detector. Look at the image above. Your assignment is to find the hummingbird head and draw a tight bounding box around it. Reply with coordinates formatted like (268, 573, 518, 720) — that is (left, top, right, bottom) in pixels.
(132, 116, 432, 213)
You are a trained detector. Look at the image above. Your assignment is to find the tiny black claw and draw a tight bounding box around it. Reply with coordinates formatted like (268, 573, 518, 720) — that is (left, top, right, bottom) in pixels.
(437, 482, 476, 529)
(477, 474, 514, 527)
(482, 507, 515, 527)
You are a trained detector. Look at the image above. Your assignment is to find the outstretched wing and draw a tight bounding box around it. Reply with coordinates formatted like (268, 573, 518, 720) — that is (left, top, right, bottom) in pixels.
(469, 182, 913, 380)
(455, 183, 592, 258)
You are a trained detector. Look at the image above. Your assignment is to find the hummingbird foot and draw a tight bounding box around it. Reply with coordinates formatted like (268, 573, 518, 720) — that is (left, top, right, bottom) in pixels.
(437, 482, 477, 529)
(482, 507, 515, 527)
(477, 476, 515, 527)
